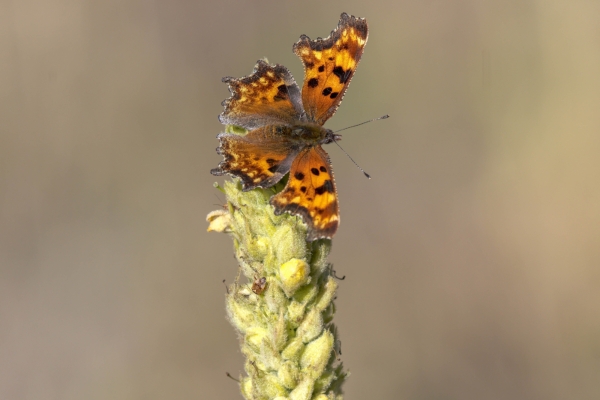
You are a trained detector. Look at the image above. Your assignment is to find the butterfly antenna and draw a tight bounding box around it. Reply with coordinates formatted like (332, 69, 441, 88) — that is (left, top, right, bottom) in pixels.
(332, 136, 371, 179)
(333, 114, 389, 134)
(331, 114, 389, 179)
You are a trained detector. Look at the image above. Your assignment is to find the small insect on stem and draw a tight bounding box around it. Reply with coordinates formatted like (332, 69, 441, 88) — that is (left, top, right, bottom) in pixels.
(251, 276, 267, 295)
(248, 265, 268, 295)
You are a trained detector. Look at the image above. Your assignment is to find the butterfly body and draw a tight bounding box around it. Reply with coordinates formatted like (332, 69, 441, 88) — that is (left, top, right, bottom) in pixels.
(288, 122, 340, 146)
(212, 13, 368, 241)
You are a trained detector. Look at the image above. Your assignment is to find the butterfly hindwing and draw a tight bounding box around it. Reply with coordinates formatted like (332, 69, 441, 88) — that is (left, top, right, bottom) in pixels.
(270, 146, 339, 240)
(293, 13, 368, 125)
(219, 60, 304, 130)
(211, 126, 301, 190)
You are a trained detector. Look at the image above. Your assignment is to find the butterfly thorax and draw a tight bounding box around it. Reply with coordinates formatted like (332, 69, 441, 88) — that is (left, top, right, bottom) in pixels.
(289, 122, 340, 146)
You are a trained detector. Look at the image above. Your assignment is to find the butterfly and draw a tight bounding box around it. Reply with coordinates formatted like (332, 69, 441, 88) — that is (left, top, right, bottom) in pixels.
(211, 13, 368, 241)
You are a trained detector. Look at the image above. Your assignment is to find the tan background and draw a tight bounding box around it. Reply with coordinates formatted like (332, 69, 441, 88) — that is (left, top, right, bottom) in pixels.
(2, 1, 600, 399)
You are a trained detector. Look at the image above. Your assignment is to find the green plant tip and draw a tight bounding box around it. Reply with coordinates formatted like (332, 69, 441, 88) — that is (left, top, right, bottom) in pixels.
(208, 172, 347, 399)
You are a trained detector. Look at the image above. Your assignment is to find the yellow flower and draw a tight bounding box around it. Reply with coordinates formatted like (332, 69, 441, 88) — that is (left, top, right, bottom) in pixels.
(279, 259, 310, 296)
(206, 209, 232, 233)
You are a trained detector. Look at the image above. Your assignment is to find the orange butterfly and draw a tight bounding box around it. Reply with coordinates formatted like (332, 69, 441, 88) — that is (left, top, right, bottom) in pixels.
(211, 13, 368, 241)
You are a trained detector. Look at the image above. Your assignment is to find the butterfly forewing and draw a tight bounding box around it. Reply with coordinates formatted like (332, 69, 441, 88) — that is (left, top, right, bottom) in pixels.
(219, 60, 304, 130)
(293, 13, 368, 125)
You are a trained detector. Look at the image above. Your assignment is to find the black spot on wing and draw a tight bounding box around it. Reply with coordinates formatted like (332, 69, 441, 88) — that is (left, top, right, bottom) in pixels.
(322, 87, 332, 96)
(308, 78, 319, 88)
(333, 66, 352, 84)
(330, 92, 338, 99)
(318, 65, 325, 72)
(319, 166, 327, 172)
(314, 179, 334, 195)
(273, 84, 288, 101)
(311, 168, 320, 176)
(294, 172, 305, 180)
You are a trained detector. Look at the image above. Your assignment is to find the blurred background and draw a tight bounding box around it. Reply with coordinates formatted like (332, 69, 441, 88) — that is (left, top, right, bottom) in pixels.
(1, 0, 599, 399)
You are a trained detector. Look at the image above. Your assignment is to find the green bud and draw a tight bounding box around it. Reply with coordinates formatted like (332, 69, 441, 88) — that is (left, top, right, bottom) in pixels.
(278, 360, 300, 389)
(251, 369, 287, 398)
(293, 280, 319, 305)
(245, 326, 269, 351)
(264, 281, 287, 314)
(287, 301, 306, 329)
(289, 378, 314, 400)
(240, 377, 253, 398)
(271, 311, 288, 351)
(314, 370, 335, 394)
(315, 277, 337, 312)
(297, 308, 324, 343)
(300, 330, 334, 379)
(225, 124, 248, 135)
(272, 225, 307, 265)
(226, 293, 255, 334)
(260, 337, 282, 371)
(281, 337, 304, 361)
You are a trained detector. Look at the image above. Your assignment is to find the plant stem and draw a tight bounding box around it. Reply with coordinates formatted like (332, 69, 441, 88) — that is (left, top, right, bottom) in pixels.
(207, 178, 347, 400)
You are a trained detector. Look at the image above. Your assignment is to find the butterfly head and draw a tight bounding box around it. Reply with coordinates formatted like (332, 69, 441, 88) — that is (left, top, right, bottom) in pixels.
(322, 129, 342, 145)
